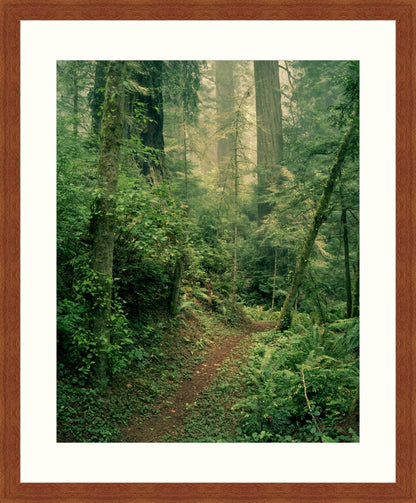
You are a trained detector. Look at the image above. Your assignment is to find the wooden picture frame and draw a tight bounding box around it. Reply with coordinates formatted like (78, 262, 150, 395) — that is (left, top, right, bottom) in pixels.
(1, 0, 414, 501)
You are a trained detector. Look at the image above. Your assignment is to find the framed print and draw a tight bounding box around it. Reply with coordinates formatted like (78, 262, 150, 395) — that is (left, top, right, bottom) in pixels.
(1, 0, 415, 502)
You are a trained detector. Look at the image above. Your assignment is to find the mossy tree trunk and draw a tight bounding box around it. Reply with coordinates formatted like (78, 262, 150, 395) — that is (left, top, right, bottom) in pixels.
(169, 257, 184, 316)
(91, 60, 126, 384)
(277, 109, 358, 331)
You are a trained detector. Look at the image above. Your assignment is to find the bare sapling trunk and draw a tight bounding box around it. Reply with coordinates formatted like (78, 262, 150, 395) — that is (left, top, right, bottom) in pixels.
(341, 206, 353, 317)
(271, 246, 278, 311)
(277, 109, 358, 331)
(168, 110, 188, 316)
(183, 110, 189, 206)
(231, 110, 240, 307)
(351, 242, 359, 317)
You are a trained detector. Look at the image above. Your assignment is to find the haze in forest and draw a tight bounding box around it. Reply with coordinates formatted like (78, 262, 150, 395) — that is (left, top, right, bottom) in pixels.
(57, 60, 359, 443)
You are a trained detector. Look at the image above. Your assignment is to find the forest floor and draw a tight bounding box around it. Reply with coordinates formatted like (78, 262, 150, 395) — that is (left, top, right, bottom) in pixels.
(121, 320, 275, 442)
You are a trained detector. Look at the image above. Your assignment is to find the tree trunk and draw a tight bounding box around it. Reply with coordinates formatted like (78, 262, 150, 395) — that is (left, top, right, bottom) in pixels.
(91, 60, 126, 384)
(89, 60, 108, 139)
(341, 206, 353, 317)
(168, 108, 188, 316)
(72, 61, 80, 139)
(183, 109, 189, 205)
(169, 256, 184, 316)
(271, 246, 278, 311)
(139, 61, 165, 184)
(352, 242, 360, 317)
(308, 270, 327, 323)
(254, 61, 283, 223)
(231, 110, 240, 306)
(216, 61, 234, 188)
(277, 109, 358, 331)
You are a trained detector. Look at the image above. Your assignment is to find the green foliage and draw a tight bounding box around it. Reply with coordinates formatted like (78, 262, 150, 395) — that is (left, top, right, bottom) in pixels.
(113, 175, 187, 319)
(248, 60, 360, 318)
(57, 382, 129, 442)
(164, 61, 202, 123)
(329, 61, 359, 129)
(243, 305, 278, 322)
(233, 315, 359, 442)
(58, 260, 141, 385)
(121, 135, 162, 174)
(57, 299, 235, 442)
(115, 174, 185, 263)
(56, 60, 359, 443)
(57, 173, 189, 385)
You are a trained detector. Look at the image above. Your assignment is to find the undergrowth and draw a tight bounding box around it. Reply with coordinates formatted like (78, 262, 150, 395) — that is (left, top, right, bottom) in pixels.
(58, 306, 359, 443)
(163, 313, 359, 443)
(234, 315, 359, 442)
(57, 302, 235, 442)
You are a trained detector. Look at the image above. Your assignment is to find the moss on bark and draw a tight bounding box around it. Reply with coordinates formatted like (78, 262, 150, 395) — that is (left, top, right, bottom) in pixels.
(91, 61, 126, 383)
(277, 108, 358, 331)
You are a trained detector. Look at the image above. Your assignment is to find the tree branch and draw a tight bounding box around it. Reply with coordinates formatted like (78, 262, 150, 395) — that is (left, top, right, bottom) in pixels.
(301, 366, 322, 433)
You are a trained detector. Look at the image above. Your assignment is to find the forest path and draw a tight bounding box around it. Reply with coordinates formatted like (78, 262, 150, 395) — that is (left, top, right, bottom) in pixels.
(121, 321, 275, 442)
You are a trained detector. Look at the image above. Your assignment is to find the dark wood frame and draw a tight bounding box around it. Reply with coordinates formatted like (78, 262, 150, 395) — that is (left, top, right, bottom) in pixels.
(1, 1, 414, 501)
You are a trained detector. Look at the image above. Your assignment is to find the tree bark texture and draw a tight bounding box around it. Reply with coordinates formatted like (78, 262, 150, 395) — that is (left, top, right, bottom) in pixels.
(277, 109, 358, 331)
(341, 207, 353, 317)
(271, 246, 278, 311)
(182, 109, 189, 205)
(72, 61, 80, 138)
(169, 257, 184, 316)
(216, 61, 235, 188)
(91, 60, 126, 383)
(352, 242, 360, 317)
(167, 112, 190, 317)
(231, 111, 239, 306)
(254, 61, 283, 223)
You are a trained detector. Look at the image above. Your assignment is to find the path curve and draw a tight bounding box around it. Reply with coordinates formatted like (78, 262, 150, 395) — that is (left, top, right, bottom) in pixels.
(121, 321, 275, 442)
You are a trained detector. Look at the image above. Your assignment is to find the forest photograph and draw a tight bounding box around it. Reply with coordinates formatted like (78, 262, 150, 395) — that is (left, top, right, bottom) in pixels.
(57, 59, 359, 444)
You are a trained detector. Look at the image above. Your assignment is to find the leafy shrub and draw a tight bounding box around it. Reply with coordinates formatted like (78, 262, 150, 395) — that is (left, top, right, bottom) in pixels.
(58, 258, 145, 385)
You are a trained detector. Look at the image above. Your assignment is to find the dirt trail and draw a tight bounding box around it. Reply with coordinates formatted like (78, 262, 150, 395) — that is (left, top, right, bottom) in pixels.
(121, 321, 275, 442)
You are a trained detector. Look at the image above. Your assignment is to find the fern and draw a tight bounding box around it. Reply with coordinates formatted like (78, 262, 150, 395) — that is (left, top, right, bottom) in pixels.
(234, 319, 359, 442)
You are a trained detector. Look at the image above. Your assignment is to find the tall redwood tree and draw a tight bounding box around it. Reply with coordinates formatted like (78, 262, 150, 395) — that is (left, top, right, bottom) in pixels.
(254, 60, 284, 223)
